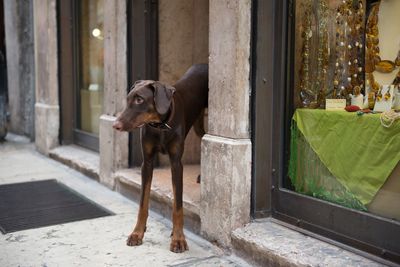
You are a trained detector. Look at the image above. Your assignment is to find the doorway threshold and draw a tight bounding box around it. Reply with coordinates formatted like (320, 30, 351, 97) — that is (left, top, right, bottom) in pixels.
(49, 145, 100, 181)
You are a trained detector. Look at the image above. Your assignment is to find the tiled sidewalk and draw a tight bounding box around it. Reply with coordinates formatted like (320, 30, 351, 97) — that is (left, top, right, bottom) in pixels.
(0, 134, 249, 267)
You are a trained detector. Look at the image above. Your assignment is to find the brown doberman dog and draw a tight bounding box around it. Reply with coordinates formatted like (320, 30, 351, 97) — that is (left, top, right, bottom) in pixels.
(113, 64, 208, 253)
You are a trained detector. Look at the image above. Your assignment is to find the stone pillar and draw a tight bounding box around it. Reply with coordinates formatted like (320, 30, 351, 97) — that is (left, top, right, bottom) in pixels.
(4, 0, 35, 139)
(200, 0, 252, 247)
(33, 0, 59, 154)
(99, 0, 129, 189)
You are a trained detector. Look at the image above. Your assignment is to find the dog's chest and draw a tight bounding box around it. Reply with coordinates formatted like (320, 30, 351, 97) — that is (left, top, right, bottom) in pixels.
(156, 143, 168, 154)
(155, 131, 169, 154)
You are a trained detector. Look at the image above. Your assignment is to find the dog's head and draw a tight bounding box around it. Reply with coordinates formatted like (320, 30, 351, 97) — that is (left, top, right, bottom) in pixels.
(113, 80, 175, 131)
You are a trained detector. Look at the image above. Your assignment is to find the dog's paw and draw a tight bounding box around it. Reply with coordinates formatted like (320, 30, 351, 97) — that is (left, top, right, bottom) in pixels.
(126, 232, 144, 246)
(170, 235, 189, 253)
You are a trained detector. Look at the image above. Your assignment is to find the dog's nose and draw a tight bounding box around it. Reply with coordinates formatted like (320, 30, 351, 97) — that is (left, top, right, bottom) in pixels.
(113, 121, 123, 131)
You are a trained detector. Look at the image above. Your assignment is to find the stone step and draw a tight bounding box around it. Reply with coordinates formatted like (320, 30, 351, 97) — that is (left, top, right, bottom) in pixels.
(232, 218, 389, 267)
(49, 145, 100, 181)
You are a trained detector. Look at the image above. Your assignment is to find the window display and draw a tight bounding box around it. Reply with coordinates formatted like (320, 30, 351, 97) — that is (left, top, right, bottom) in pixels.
(289, 0, 400, 221)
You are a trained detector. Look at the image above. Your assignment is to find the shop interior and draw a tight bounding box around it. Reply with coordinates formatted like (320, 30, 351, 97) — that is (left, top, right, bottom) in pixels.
(289, 0, 400, 221)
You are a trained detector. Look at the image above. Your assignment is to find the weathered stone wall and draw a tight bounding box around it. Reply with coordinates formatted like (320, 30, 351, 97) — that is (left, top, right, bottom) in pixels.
(158, 0, 209, 165)
(158, 0, 209, 84)
(4, 0, 35, 139)
(33, 0, 59, 154)
(201, 0, 252, 247)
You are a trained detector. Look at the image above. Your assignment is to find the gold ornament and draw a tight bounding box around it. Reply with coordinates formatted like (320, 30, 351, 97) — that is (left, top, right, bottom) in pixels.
(333, 0, 364, 99)
(299, 0, 329, 108)
(365, 1, 400, 93)
(375, 60, 396, 73)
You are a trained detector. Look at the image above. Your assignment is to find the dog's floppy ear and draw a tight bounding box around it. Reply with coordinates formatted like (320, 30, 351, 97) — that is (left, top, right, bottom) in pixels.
(152, 81, 175, 115)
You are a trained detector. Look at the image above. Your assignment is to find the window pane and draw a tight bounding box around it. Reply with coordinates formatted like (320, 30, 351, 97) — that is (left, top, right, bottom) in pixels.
(288, 0, 400, 221)
(78, 0, 104, 135)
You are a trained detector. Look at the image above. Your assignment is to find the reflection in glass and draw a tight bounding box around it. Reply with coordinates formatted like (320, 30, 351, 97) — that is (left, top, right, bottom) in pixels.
(78, 0, 104, 135)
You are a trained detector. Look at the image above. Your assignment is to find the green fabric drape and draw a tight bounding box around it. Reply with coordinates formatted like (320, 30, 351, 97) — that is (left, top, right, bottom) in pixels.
(291, 109, 400, 205)
(289, 122, 367, 210)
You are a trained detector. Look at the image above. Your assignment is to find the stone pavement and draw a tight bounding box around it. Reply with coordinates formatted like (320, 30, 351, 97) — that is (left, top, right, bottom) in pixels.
(0, 134, 251, 267)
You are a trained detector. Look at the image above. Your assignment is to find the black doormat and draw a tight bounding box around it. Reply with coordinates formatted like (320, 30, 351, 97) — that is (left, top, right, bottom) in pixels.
(0, 179, 113, 234)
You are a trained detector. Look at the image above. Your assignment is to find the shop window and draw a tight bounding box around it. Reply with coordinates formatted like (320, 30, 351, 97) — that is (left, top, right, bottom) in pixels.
(290, 0, 400, 225)
(253, 0, 400, 264)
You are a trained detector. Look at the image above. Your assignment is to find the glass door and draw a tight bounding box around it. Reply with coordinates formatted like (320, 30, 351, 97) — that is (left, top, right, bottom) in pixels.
(75, 0, 104, 150)
(59, 0, 104, 151)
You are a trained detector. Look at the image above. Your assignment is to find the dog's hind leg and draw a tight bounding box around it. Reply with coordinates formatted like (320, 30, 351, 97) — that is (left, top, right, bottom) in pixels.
(193, 109, 205, 184)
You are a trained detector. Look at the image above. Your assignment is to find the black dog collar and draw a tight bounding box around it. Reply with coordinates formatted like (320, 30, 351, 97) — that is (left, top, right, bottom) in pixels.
(148, 122, 172, 130)
(147, 98, 175, 131)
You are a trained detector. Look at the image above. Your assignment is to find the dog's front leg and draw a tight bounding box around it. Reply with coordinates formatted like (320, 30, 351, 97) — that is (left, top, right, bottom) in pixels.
(169, 147, 188, 253)
(127, 146, 155, 246)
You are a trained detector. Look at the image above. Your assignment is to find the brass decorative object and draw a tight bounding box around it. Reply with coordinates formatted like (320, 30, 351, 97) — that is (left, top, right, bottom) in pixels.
(315, 0, 329, 107)
(384, 89, 391, 101)
(396, 50, 400, 67)
(299, 0, 329, 108)
(299, 2, 313, 108)
(365, 1, 400, 96)
(365, 3, 380, 77)
(393, 71, 400, 88)
(333, 2, 347, 98)
(333, 0, 364, 99)
(348, 0, 365, 96)
(375, 60, 396, 73)
(376, 86, 383, 101)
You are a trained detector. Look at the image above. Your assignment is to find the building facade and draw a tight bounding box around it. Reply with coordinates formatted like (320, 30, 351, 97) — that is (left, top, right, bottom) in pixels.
(32, 0, 252, 249)
(4, 0, 400, 265)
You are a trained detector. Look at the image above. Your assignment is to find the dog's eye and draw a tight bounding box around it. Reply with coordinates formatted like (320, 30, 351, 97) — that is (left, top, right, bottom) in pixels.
(134, 96, 144, 105)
